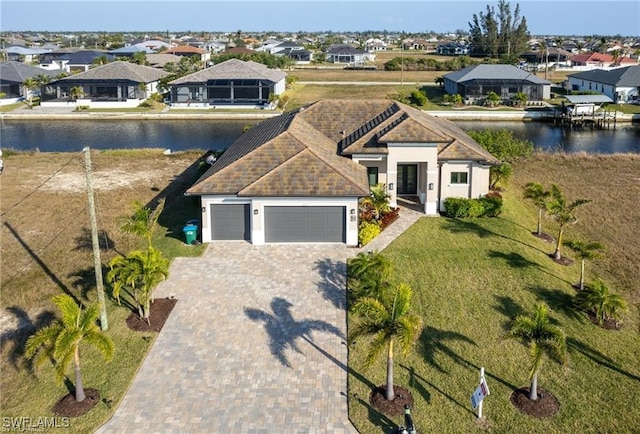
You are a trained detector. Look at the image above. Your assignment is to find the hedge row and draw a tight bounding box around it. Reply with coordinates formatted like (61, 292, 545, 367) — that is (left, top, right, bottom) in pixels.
(443, 193, 503, 218)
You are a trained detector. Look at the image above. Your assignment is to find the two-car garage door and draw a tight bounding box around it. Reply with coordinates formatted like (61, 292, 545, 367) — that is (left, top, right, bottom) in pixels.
(265, 206, 346, 243)
(210, 204, 346, 243)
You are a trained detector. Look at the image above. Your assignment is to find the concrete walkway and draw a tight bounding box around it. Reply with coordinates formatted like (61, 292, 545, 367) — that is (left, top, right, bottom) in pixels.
(97, 205, 423, 433)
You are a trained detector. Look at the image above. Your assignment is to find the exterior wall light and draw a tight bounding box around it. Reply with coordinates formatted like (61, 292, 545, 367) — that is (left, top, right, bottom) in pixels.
(388, 183, 394, 190)
(201, 206, 206, 213)
(253, 209, 259, 215)
(350, 208, 356, 215)
(428, 183, 434, 190)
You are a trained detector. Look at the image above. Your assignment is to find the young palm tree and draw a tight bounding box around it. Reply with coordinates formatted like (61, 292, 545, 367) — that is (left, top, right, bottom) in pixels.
(25, 294, 114, 402)
(575, 280, 628, 326)
(22, 77, 38, 105)
(117, 199, 165, 249)
(349, 283, 423, 401)
(361, 184, 391, 221)
(546, 184, 591, 261)
(509, 303, 566, 401)
(347, 251, 392, 301)
(523, 182, 550, 236)
(107, 246, 169, 325)
(563, 239, 604, 290)
(69, 86, 85, 100)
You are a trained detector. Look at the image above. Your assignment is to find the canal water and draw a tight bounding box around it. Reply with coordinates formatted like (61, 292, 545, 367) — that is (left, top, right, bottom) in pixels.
(1, 118, 639, 154)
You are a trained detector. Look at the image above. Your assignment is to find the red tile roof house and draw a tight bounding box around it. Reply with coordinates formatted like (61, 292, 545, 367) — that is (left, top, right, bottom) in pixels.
(168, 59, 286, 109)
(568, 52, 636, 69)
(187, 99, 499, 245)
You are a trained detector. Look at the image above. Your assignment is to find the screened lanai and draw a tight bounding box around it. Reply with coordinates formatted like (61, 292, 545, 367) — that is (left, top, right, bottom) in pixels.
(458, 78, 544, 100)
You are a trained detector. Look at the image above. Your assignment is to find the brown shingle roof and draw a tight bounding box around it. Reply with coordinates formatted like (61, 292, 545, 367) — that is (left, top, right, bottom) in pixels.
(187, 99, 498, 197)
(165, 45, 206, 54)
(169, 58, 286, 85)
(53, 61, 169, 83)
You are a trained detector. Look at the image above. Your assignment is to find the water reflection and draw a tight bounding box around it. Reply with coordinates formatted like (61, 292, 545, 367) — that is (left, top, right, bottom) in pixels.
(2, 118, 639, 154)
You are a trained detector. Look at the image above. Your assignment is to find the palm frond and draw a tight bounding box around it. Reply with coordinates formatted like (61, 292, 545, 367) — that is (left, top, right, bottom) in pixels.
(363, 330, 390, 369)
(84, 331, 115, 360)
(396, 314, 424, 355)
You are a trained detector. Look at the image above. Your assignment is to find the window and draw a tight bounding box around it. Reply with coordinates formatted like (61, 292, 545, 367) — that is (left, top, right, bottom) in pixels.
(367, 167, 378, 186)
(450, 172, 468, 184)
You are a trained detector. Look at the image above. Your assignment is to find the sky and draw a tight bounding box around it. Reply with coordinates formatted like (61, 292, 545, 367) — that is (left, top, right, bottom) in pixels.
(1, 0, 639, 36)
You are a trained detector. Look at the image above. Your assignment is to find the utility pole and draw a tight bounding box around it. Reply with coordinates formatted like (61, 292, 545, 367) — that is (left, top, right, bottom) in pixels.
(83, 147, 108, 330)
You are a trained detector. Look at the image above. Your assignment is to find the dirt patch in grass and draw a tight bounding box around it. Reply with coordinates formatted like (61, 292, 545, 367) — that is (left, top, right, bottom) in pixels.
(532, 232, 555, 243)
(53, 388, 100, 417)
(369, 385, 414, 417)
(126, 297, 177, 333)
(510, 387, 560, 418)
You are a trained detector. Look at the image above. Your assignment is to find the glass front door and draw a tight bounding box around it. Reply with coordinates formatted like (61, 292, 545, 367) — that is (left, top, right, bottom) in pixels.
(397, 164, 417, 195)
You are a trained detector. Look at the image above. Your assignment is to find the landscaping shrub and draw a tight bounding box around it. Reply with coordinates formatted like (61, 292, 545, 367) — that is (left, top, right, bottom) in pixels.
(380, 208, 400, 230)
(443, 196, 503, 218)
(410, 89, 428, 106)
(359, 221, 381, 246)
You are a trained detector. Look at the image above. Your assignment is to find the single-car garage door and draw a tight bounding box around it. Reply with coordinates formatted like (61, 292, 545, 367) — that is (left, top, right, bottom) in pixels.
(265, 206, 345, 243)
(210, 204, 250, 241)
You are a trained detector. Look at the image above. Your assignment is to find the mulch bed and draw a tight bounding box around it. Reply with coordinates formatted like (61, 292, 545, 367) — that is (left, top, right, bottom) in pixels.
(532, 232, 555, 243)
(586, 311, 621, 330)
(53, 388, 99, 417)
(548, 253, 573, 266)
(370, 385, 414, 417)
(126, 297, 177, 333)
(510, 387, 560, 418)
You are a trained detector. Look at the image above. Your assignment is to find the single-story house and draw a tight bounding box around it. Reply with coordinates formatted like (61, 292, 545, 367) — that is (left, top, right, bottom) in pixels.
(186, 99, 499, 245)
(436, 43, 469, 56)
(567, 66, 640, 103)
(0, 61, 59, 104)
(39, 50, 114, 73)
(146, 53, 182, 69)
(132, 40, 173, 52)
(569, 52, 636, 68)
(443, 64, 551, 102)
(326, 44, 374, 64)
(168, 58, 286, 109)
(364, 38, 388, 51)
(2, 45, 52, 63)
(40, 61, 169, 108)
(108, 46, 153, 57)
(164, 45, 211, 63)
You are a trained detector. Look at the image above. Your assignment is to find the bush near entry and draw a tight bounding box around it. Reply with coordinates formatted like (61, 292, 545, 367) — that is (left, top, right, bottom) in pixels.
(443, 194, 503, 218)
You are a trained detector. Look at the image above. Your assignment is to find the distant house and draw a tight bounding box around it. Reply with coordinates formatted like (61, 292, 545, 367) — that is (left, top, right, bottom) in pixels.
(2, 45, 52, 63)
(569, 52, 636, 68)
(108, 46, 153, 57)
(436, 42, 469, 56)
(164, 45, 210, 63)
(272, 41, 312, 64)
(40, 61, 169, 108)
(364, 38, 387, 51)
(0, 61, 59, 104)
(133, 40, 173, 52)
(443, 64, 551, 102)
(39, 50, 115, 73)
(146, 53, 182, 69)
(521, 48, 572, 66)
(326, 44, 373, 64)
(567, 66, 640, 103)
(186, 99, 498, 245)
(168, 58, 286, 108)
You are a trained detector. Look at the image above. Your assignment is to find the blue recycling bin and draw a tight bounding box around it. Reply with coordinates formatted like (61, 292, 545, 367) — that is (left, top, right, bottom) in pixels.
(183, 224, 198, 245)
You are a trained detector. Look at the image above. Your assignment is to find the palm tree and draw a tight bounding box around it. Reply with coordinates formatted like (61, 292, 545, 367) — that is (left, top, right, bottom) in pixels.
(523, 182, 550, 236)
(575, 280, 628, 326)
(546, 184, 591, 261)
(349, 283, 423, 401)
(24, 294, 114, 402)
(117, 199, 165, 249)
(69, 86, 85, 100)
(508, 303, 566, 401)
(107, 246, 169, 325)
(22, 77, 38, 105)
(348, 251, 392, 301)
(91, 55, 110, 67)
(361, 183, 391, 221)
(563, 239, 604, 290)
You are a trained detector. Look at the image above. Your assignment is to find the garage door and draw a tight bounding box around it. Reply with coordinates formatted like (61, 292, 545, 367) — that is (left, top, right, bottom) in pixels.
(210, 204, 250, 241)
(265, 206, 345, 243)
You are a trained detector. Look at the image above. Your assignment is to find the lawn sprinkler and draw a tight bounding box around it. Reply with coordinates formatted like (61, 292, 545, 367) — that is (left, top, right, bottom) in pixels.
(396, 404, 417, 434)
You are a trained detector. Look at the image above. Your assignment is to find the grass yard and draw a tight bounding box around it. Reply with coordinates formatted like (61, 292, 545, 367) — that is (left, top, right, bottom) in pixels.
(1, 149, 208, 432)
(285, 83, 417, 110)
(348, 154, 640, 433)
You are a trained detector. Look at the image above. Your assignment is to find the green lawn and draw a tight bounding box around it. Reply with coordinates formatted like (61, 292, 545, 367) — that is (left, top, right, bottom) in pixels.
(348, 186, 640, 432)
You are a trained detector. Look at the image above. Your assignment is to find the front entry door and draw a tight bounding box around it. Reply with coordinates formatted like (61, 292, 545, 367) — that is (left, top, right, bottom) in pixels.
(397, 164, 417, 195)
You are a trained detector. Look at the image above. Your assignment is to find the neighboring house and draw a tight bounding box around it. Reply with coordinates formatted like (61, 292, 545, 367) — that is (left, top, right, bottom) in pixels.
(133, 40, 173, 52)
(108, 46, 153, 57)
(364, 38, 387, 51)
(146, 53, 182, 69)
(0, 61, 58, 104)
(255, 39, 281, 53)
(186, 99, 499, 245)
(272, 41, 312, 63)
(569, 52, 636, 68)
(2, 45, 51, 63)
(168, 58, 286, 108)
(203, 40, 227, 54)
(567, 66, 640, 103)
(436, 42, 470, 56)
(164, 45, 211, 63)
(326, 44, 373, 64)
(39, 50, 115, 73)
(443, 64, 551, 102)
(40, 61, 169, 108)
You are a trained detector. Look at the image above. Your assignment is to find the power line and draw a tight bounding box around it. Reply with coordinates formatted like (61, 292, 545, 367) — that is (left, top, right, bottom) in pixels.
(1, 154, 81, 217)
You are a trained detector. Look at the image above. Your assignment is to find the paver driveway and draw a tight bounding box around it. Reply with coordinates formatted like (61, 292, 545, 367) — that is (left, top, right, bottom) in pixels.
(98, 243, 357, 433)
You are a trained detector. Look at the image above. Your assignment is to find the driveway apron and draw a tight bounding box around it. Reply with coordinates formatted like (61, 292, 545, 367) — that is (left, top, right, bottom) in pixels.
(97, 243, 357, 433)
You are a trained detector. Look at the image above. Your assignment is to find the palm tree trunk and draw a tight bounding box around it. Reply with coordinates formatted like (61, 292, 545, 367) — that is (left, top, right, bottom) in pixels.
(580, 259, 585, 291)
(386, 340, 395, 401)
(145, 298, 151, 326)
(554, 228, 564, 260)
(529, 372, 538, 401)
(74, 346, 86, 402)
(537, 208, 543, 235)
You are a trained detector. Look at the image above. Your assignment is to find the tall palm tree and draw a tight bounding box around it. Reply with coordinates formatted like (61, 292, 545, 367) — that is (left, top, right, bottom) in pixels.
(546, 184, 591, 261)
(22, 77, 38, 105)
(347, 251, 392, 301)
(117, 199, 165, 249)
(25, 294, 114, 402)
(349, 283, 423, 401)
(523, 182, 551, 236)
(575, 279, 628, 326)
(563, 239, 604, 290)
(509, 303, 566, 401)
(107, 246, 169, 325)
